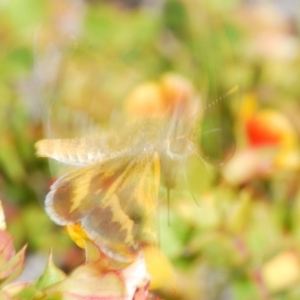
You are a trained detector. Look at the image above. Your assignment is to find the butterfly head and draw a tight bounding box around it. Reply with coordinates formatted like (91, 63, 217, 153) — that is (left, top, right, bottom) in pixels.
(166, 136, 195, 161)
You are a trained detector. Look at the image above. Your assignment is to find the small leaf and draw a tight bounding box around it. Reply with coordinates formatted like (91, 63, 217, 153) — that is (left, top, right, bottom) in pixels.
(34, 252, 66, 290)
(0, 245, 26, 285)
(0, 231, 15, 265)
(14, 286, 44, 300)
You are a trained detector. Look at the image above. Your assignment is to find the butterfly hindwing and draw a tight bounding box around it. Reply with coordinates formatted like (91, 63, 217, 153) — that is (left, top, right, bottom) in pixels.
(46, 151, 160, 261)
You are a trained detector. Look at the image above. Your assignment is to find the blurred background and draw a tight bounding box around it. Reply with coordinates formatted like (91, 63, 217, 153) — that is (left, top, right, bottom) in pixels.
(1, 0, 300, 299)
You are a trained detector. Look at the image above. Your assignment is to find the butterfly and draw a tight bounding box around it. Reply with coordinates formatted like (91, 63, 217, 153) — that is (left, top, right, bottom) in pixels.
(36, 106, 198, 263)
(35, 69, 240, 263)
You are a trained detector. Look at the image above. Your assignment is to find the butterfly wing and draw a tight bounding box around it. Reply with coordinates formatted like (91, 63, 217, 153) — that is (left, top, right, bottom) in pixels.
(45, 151, 160, 262)
(35, 132, 126, 166)
(35, 120, 164, 167)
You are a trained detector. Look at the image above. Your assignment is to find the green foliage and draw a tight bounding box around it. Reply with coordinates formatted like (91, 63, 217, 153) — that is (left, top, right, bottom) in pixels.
(1, 0, 300, 299)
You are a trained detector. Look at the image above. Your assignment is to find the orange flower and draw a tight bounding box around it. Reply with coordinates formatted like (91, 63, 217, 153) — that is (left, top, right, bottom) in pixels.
(125, 73, 197, 119)
(246, 109, 296, 148)
(245, 109, 300, 169)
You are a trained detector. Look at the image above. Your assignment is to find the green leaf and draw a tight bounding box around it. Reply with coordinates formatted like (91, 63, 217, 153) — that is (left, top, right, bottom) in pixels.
(0, 231, 15, 265)
(34, 253, 66, 290)
(15, 286, 44, 300)
(0, 246, 26, 286)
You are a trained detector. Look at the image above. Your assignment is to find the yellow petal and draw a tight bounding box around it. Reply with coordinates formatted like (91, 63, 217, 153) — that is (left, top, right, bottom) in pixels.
(142, 246, 176, 291)
(66, 224, 90, 249)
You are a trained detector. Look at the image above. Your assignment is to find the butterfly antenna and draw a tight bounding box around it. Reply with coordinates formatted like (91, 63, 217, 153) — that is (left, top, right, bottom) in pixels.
(194, 148, 212, 172)
(203, 85, 239, 111)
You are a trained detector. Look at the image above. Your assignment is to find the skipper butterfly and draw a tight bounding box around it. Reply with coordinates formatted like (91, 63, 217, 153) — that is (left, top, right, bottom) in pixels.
(36, 74, 199, 262)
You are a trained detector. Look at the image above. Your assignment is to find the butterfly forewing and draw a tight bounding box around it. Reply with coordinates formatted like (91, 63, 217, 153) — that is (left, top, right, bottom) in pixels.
(36, 118, 170, 166)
